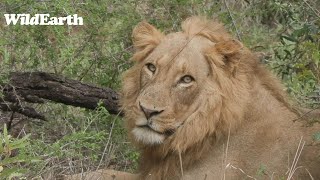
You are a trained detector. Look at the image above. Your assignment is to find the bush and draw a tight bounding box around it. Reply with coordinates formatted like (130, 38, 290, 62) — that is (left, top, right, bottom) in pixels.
(0, 125, 39, 179)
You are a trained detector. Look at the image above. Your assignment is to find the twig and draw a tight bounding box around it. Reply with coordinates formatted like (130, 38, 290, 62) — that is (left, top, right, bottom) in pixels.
(225, 163, 256, 180)
(305, 168, 314, 180)
(287, 137, 305, 180)
(178, 149, 184, 177)
(292, 108, 320, 122)
(223, 124, 231, 180)
(223, 125, 258, 180)
(223, 0, 242, 41)
(7, 110, 15, 130)
(96, 108, 124, 171)
(16, 124, 26, 138)
(302, 0, 320, 18)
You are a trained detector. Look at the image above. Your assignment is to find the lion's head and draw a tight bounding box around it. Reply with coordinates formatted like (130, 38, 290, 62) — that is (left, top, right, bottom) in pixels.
(121, 17, 268, 153)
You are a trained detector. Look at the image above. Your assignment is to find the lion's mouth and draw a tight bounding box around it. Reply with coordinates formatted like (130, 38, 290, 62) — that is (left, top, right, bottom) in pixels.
(137, 125, 175, 136)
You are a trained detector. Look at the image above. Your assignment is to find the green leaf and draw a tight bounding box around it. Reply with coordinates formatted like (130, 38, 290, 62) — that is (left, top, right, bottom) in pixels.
(313, 132, 320, 141)
(0, 168, 27, 180)
(280, 35, 298, 42)
(3, 125, 9, 145)
(9, 134, 31, 150)
(0, 156, 41, 166)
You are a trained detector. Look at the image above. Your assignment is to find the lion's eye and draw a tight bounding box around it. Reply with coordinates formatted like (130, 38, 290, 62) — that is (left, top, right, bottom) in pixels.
(146, 63, 156, 73)
(180, 75, 194, 84)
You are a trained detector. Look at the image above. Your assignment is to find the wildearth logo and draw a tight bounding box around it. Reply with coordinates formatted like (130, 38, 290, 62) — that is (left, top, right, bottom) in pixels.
(4, 14, 83, 25)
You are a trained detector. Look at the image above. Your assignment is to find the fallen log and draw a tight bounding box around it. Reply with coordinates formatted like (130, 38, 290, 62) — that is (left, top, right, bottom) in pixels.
(1, 72, 122, 123)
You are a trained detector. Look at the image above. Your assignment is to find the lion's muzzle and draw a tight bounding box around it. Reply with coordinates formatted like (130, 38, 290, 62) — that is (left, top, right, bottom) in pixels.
(139, 102, 164, 120)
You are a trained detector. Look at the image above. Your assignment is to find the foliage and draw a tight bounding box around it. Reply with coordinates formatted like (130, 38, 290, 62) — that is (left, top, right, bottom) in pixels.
(263, 0, 320, 106)
(0, 0, 319, 178)
(271, 22, 319, 105)
(0, 125, 39, 179)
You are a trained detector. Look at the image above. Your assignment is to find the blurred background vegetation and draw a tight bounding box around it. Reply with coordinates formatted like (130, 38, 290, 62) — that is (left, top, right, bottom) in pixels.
(0, 0, 319, 179)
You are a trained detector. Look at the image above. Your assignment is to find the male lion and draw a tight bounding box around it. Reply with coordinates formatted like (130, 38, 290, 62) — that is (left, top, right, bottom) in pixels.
(121, 16, 320, 180)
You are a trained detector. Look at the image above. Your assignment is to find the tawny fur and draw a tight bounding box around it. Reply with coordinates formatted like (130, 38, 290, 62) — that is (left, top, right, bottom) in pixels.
(121, 16, 320, 180)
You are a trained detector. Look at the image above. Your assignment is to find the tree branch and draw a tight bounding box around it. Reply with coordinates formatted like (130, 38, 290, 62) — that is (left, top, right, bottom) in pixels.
(1, 72, 122, 120)
(0, 102, 46, 120)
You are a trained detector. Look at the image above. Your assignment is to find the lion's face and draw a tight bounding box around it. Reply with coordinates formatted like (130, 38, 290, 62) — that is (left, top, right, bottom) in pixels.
(122, 17, 245, 149)
(131, 34, 214, 145)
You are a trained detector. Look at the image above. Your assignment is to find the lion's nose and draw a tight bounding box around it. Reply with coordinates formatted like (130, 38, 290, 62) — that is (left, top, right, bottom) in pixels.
(139, 103, 164, 120)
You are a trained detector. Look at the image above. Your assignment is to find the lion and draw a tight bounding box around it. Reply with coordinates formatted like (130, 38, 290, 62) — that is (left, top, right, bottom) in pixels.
(120, 16, 320, 180)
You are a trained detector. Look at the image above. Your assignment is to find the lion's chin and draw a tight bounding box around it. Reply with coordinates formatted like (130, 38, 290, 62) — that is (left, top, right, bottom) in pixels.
(132, 127, 165, 145)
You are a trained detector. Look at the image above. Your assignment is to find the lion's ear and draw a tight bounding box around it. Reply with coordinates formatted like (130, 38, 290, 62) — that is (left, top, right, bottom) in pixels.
(206, 39, 243, 75)
(215, 39, 243, 56)
(132, 21, 164, 62)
